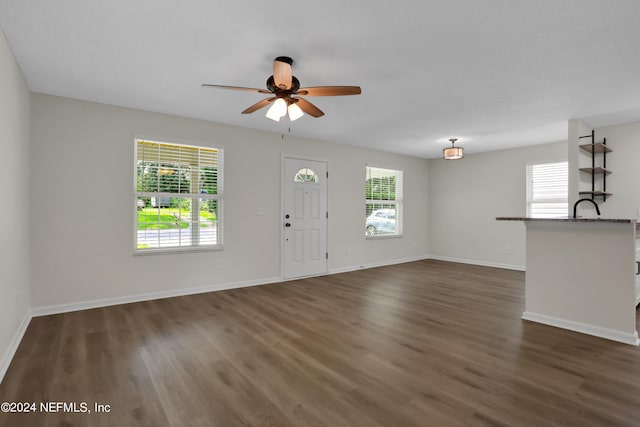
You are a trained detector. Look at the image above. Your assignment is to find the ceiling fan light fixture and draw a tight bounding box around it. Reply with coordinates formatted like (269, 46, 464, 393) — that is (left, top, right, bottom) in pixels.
(288, 102, 304, 121)
(266, 98, 287, 121)
(203, 56, 361, 120)
(443, 138, 464, 160)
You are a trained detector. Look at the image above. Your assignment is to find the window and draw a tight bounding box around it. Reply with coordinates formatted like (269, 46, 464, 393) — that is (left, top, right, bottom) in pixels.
(135, 139, 223, 252)
(294, 168, 319, 183)
(365, 166, 403, 237)
(526, 161, 568, 218)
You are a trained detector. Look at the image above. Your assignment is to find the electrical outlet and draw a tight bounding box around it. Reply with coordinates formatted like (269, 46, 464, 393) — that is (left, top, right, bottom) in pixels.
(217, 259, 223, 269)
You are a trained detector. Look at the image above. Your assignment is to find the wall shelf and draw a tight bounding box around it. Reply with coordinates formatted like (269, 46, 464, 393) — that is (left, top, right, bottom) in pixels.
(578, 130, 611, 201)
(579, 167, 611, 175)
(579, 143, 612, 154)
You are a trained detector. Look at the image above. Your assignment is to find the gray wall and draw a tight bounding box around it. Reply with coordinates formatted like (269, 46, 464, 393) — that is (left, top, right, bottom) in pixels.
(30, 94, 430, 309)
(427, 141, 568, 269)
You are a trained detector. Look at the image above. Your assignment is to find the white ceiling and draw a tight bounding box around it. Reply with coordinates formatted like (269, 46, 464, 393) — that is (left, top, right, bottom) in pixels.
(2, 0, 640, 158)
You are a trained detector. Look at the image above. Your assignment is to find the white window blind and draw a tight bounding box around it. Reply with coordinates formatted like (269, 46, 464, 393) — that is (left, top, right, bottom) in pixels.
(526, 161, 568, 218)
(365, 166, 403, 236)
(135, 139, 223, 252)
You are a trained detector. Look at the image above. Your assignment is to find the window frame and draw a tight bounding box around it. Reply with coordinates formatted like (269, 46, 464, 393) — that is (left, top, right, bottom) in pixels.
(134, 139, 224, 254)
(365, 165, 403, 238)
(526, 161, 568, 218)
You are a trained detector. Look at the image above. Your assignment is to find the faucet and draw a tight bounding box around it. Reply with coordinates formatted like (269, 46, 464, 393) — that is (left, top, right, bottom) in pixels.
(573, 198, 601, 218)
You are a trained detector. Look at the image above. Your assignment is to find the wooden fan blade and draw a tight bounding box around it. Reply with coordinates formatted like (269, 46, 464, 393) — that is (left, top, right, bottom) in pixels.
(296, 86, 361, 96)
(295, 98, 324, 118)
(273, 57, 293, 90)
(242, 97, 276, 114)
(202, 84, 271, 94)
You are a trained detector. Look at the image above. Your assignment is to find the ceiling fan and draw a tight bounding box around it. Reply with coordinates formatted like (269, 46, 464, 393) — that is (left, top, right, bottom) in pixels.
(202, 56, 361, 121)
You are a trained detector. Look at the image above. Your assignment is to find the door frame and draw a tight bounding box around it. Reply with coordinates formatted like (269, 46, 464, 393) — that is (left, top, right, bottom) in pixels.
(281, 154, 329, 279)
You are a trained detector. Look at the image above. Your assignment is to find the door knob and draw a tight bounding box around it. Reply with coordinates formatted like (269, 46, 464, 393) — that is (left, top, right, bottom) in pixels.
(285, 223, 291, 227)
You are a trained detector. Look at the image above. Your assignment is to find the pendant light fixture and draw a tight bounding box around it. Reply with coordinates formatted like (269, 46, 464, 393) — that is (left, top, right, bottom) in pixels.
(443, 138, 464, 160)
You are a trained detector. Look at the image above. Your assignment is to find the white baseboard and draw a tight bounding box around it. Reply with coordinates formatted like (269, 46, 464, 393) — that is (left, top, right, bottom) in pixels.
(0, 310, 33, 384)
(31, 276, 283, 317)
(32, 255, 518, 317)
(429, 255, 525, 271)
(522, 311, 640, 346)
(34, 256, 436, 317)
(329, 254, 431, 275)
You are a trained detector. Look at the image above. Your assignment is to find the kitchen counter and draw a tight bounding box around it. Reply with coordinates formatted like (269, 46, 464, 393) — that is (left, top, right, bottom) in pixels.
(497, 217, 639, 345)
(497, 216, 634, 223)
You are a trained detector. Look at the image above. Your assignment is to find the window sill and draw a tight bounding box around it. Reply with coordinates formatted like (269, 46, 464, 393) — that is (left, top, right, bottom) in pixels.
(134, 245, 224, 255)
(366, 234, 403, 240)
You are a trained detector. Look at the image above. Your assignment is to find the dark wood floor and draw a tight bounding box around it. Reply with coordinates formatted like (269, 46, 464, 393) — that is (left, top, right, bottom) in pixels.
(2, 260, 640, 426)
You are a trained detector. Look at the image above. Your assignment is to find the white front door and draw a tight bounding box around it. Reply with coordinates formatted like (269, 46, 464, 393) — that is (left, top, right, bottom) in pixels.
(283, 157, 328, 279)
